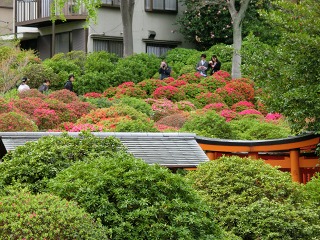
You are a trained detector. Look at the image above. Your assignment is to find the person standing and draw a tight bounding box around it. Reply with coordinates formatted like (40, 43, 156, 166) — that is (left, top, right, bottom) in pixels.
(17, 77, 30, 93)
(209, 55, 221, 75)
(38, 79, 50, 93)
(64, 74, 75, 92)
(196, 54, 209, 77)
(159, 61, 171, 80)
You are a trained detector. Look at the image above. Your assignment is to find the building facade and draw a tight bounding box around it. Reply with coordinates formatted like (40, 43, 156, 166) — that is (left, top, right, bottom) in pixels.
(8, 0, 193, 59)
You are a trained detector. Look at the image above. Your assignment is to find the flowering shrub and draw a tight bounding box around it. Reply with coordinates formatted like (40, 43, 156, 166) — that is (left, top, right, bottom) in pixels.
(238, 109, 263, 116)
(213, 70, 231, 80)
(0, 111, 38, 131)
(231, 101, 255, 112)
(103, 86, 118, 98)
(176, 101, 196, 111)
(136, 79, 167, 96)
(177, 72, 203, 84)
(146, 98, 180, 121)
(83, 92, 103, 98)
(18, 89, 46, 99)
(195, 92, 224, 107)
(200, 75, 227, 92)
(155, 123, 179, 132)
(203, 102, 229, 112)
(12, 97, 49, 116)
(163, 77, 175, 84)
(152, 85, 186, 102)
(66, 101, 96, 119)
(114, 86, 148, 99)
(118, 81, 135, 88)
(179, 83, 208, 99)
(156, 113, 189, 129)
(219, 109, 238, 122)
(215, 85, 246, 107)
(167, 79, 188, 88)
(48, 89, 79, 103)
(68, 123, 104, 132)
(44, 98, 77, 123)
(0, 97, 14, 114)
(265, 112, 284, 121)
(33, 108, 60, 130)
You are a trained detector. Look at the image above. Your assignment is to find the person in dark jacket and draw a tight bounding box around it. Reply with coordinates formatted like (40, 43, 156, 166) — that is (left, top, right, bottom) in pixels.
(159, 61, 171, 80)
(64, 74, 75, 92)
(208, 55, 221, 75)
(38, 79, 50, 93)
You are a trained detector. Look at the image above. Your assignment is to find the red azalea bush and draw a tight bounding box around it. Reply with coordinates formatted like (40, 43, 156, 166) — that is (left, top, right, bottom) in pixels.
(163, 77, 176, 84)
(156, 112, 189, 129)
(33, 108, 60, 130)
(83, 92, 103, 98)
(220, 79, 255, 104)
(176, 101, 196, 111)
(215, 85, 247, 107)
(0, 111, 38, 131)
(0, 98, 14, 114)
(44, 98, 77, 123)
(231, 101, 255, 112)
(136, 79, 167, 96)
(203, 102, 229, 112)
(117, 81, 135, 88)
(179, 83, 208, 99)
(213, 70, 231, 80)
(200, 75, 227, 92)
(176, 72, 203, 84)
(48, 89, 79, 103)
(103, 86, 118, 98)
(238, 109, 263, 117)
(65, 101, 96, 119)
(195, 92, 224, 107)
(152, 85, 186, 102)
(219, 109, 238, 122)
(146, 98, 180, 121)
(12, 97, 49, 116)
(167, 80, 188, 88)
(114, 86, 148, 99)
(18, 89, 46, 99)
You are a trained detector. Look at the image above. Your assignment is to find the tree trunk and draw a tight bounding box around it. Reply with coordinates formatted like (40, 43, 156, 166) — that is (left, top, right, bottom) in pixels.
(120, 0, 135, 57)
(226, 0, 250, 79)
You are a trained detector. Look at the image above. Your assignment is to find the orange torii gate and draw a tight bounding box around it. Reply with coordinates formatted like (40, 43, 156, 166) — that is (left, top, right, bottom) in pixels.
(196, 133, 320, 184)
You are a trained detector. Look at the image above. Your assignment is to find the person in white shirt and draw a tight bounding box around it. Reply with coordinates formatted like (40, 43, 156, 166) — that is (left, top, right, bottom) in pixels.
(18, 77, 30, 93)
(196, 53, 209, 77)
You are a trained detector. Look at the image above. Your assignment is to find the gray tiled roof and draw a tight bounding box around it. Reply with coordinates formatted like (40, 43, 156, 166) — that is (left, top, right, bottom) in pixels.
(0, 132, 208, 167)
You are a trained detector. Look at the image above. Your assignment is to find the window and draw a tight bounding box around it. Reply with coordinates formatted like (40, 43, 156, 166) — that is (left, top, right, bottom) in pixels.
(101, 0, 120, 7)
(55, 32, 70, 54)
(145, 0, 177, 12)
(93, 39, 123, 57)
(146, 43, 176, 57)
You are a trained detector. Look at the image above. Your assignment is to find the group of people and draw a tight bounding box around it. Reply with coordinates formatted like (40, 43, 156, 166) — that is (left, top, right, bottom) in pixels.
(158, 53, 221, 80)
(17, 74, 75, 93)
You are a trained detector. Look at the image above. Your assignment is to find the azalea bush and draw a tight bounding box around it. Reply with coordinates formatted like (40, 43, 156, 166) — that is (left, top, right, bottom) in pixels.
(0, 190, 107, 239)
(48, 155, 224, 239)
(48, 89, 79, 103)
(152, 85, 186, 102)
(187, 156, 320, 239)
(146, 98, 180, 121)
(136, 79, 167, 96)
(0, 111, 38, 132)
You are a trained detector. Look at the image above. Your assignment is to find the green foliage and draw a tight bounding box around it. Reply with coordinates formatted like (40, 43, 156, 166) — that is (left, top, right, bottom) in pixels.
(74, 71, 110, 94)
(22, 63, 60, 90)
(229, 117, 291, 140)
(0, 132, 126, 193)
(115, 118, 158, 132)
(304, 173, 320, 207)
(83, 96, 113, 108)
(187, 156, 320, 239)
(164, 48, 199, 74)
(181, 110, 234, 139)
(48, 155, 224, 239)
(0, 189, 107, 239)
(113, 97, 153, 116)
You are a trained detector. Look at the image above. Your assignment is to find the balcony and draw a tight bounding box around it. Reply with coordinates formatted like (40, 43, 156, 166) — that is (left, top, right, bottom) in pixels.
(16, 0, 87, 28)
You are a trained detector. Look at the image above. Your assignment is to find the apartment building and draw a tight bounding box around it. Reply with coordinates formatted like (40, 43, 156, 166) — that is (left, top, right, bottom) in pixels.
(7, 0, 193, 59)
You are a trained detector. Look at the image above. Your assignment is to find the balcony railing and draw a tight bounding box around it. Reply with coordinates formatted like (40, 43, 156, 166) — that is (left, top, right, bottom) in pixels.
(16, 0, 87, 24)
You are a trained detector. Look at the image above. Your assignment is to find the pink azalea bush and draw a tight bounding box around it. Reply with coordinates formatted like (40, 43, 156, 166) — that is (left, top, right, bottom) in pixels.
(152, 85, 186, 102)
(232, 101, 255, 112)
(146, 98, 180, 121)
(203, 102, 229, 112)
(18, 89, 46, 99)
(33, 108, 60, 130)
(176, 101, 196, 111)
(219, 109, 238, 122)
(238, 109, 263, 116)
(12, 97, 49, 116)
(176, 72, 203, 84)
(265, 113, 283, 121)
(0, 111, 38, 131)
(48, 89, 79, 103)
(83, 92, 103, 98)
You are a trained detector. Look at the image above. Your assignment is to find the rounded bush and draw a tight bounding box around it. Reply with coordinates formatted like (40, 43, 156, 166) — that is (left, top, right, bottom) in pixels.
(0, 111, 38, 131)
(187, 156, 320, 239)
(0, 132, 126, 193)
(113, 97, 153, 116)
(136, 79, 167, 96)
(0, 190, 107, 239)
(48, 89, 79, 103)
(48, 155, 224, 239)
(152, 85, 186, 102)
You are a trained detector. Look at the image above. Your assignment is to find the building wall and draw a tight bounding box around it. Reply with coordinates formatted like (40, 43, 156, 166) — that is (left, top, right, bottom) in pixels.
(0, 0, 14, 35)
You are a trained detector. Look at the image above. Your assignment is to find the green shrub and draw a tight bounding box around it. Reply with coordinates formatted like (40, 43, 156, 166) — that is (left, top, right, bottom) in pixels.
(229, 117, 291, 140)
(48, 155, 224, 239)
(187, 156, 320, 239)
(115, 118, 158, 132)
(136, 78, 167, 96)
(0, 132, 126, 193)
(305, 173, 320, 207)
(85, 51, 118, 72)
(181, 110, 234, 139)
(0, 190, 107, 239)
(0, 111, 38, 131)
(74, 72, 110, 95)
(113, 97, 153, 116)
(83, 96, 113, 108)
(22, 63, 60, 90)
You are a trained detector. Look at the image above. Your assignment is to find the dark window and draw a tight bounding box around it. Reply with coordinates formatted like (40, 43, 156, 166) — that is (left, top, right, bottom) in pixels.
(93, 39, 123, 57)
(145, 0, 177, 12)
(101, 0, 120, 7)
(55, 32, 70, 54)
(146, 43, 176, 57)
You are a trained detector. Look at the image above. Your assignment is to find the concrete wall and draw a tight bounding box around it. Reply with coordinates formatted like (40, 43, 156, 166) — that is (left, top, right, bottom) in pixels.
(0, 0, 14, 36)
